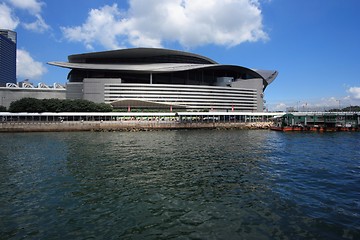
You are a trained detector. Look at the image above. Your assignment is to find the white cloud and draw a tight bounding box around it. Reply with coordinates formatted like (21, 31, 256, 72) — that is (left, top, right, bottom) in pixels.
(268, 88, 360, 112)
(285, 98, 341, 111)
(61, 4, 125, 50)
(7, 0, 43, 15)
(0, 3, 19, 30)
(319, 97, 338, 107)
(348, 87, 360, 99)
(273, 103, 287, 111)
(314, 96, 360, 109)
(61, 0, 268, 49)
(5, 0, 49, 33)
(16, 49, 47, 80)
(23, 14, 50, 33)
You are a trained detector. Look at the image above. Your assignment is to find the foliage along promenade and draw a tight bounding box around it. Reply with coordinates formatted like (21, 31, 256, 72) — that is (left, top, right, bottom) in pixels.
(8, 98, 112, 112)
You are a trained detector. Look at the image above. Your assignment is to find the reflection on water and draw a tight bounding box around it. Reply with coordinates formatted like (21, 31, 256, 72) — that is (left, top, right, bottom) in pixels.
(0, 130, 359, 239)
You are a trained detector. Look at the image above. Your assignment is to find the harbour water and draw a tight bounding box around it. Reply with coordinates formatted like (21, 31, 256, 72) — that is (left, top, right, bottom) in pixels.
(0, 130, 359, 239)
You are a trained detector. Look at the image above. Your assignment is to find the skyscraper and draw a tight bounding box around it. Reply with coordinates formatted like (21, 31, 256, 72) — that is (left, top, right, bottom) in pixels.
(0, 29, 17, 87)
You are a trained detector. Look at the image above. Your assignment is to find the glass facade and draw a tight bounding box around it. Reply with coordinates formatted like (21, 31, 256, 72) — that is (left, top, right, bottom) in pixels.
(0, 30, 17, 87)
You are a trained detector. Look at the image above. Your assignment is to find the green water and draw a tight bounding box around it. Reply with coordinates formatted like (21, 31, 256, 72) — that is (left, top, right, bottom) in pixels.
(0, 130, 359, 239)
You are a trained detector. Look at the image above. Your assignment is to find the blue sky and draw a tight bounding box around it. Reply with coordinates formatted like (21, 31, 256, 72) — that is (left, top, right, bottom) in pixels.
(1, 0, 359, 111)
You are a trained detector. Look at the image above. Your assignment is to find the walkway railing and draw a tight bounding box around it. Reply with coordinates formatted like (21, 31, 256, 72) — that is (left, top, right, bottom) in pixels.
(0, 111, 278, 124)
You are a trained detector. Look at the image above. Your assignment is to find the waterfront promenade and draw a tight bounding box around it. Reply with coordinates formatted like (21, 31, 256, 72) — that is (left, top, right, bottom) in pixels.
(0, 111, 275, 132)
(1, 111, 358, 132)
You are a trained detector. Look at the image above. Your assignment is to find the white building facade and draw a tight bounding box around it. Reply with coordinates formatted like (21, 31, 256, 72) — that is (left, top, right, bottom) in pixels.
(50, 48, 278, 112)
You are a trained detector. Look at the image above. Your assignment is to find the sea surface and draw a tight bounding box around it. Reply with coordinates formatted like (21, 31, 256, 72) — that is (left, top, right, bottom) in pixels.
(0, 130, 359, 239)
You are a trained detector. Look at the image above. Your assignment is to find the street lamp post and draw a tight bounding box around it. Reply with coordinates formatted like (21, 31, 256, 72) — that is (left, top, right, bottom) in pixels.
(337, 100, 341, 111)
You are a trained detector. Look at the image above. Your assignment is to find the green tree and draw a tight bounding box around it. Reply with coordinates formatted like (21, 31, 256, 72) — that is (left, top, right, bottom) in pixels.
(41, 98, 62, 112)
(9, 98, 113, 112)
(96, 103, 113, 112)
(328, 105, 360, 112)
(342, 106, 360, 112)
(9, 98, 45, 112)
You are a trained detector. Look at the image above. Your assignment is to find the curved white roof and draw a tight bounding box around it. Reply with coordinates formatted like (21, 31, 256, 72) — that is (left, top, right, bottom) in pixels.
(48, 62, 214, 73)
(48, 48, 278, 87)
(49, 61, 278, 86)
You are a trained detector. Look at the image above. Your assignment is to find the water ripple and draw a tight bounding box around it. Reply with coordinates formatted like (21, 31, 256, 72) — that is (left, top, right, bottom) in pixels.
(0, 131, 359, 239)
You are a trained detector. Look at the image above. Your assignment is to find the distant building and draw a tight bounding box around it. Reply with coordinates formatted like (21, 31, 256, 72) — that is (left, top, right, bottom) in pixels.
(0, 82, 66, 108)
(0, 30, 67, 109)
(49, 48, 278, 112)
(0, 29, 17, 87)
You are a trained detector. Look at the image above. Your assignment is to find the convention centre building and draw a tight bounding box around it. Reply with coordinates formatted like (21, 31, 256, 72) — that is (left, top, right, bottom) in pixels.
(49, 48, 278, 112)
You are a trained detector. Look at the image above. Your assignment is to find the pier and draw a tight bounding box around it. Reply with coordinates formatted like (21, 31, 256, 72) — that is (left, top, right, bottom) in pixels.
(271, 112, 360, 132)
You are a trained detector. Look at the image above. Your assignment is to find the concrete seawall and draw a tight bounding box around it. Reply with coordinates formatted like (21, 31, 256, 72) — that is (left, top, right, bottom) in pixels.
(0, 121, 273, 132)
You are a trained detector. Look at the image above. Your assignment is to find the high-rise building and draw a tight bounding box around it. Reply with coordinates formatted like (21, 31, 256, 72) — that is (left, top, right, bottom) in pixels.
(0, 29, 17, 87)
